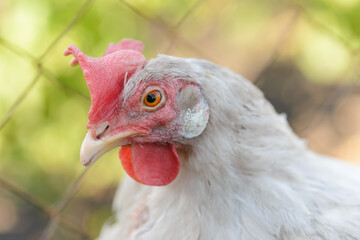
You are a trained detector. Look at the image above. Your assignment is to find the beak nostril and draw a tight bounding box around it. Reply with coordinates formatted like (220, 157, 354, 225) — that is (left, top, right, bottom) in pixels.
(95, 123, 110, 140)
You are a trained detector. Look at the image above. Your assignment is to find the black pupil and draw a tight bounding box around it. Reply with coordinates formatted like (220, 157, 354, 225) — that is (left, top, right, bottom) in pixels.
(146, 93, 157, 103)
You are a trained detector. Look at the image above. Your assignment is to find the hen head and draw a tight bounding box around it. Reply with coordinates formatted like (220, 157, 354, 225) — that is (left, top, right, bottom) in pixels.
(65, 39, 209, 186)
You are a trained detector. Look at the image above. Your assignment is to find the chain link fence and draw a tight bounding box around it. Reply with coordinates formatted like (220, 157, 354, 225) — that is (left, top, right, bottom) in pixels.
(0, 0, 359, 239)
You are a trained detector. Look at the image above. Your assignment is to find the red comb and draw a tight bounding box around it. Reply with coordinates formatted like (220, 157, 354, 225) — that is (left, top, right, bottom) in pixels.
(104, 39, 144, 55)
(64, 39, 147, 124)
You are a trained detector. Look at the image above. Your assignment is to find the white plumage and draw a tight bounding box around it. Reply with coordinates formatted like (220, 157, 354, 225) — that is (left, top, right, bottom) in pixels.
(92, 55, 360, 240)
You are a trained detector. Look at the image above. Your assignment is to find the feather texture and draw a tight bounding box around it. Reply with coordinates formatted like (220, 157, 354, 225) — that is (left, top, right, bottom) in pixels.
(97, 55, 360, 240)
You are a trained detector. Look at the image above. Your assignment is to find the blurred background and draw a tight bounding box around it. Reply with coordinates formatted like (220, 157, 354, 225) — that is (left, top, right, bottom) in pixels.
(0, 0, 360, 239)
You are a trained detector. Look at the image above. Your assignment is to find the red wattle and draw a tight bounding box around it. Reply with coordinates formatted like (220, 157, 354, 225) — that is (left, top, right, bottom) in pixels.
(119, 143, 180, 186)
(119, 145, 138, 182)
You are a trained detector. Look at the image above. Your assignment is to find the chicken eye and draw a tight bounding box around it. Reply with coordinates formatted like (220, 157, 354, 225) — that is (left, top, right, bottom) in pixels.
(144, 90, 162, 107)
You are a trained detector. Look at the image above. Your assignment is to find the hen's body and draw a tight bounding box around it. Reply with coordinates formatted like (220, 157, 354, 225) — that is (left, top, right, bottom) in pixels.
(97, 55, 360, 240)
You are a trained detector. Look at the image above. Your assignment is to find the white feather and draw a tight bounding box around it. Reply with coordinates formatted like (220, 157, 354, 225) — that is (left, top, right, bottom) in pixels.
(98, 55, 360, 240)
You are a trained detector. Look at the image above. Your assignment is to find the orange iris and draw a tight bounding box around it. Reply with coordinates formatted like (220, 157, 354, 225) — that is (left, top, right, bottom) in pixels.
(144, 90, 162, 107)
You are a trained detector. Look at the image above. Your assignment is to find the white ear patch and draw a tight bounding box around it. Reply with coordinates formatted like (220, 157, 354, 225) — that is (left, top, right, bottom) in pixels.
(177, 85, 209, 138)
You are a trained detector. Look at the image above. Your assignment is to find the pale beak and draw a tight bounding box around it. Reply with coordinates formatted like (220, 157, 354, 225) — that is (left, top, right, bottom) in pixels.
(80, 131, 143, 168)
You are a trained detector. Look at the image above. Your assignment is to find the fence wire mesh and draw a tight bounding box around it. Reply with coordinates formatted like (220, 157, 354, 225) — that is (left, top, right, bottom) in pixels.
(0, 0, 359, 239)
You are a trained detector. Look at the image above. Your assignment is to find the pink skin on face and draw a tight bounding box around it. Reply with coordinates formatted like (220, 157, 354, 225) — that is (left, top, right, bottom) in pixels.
(88, 79, 185, 142)
(117, 80, 183, 141)
(105, 79, 186, 186)
(65, 40, 187, 186)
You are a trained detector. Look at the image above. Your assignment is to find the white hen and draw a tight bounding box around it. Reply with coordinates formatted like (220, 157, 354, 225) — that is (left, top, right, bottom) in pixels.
(65, 39, 360, 240)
